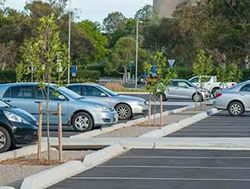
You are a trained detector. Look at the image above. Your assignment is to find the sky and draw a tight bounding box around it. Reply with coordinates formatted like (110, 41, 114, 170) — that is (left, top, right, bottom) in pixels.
(5, 0, 153, 23)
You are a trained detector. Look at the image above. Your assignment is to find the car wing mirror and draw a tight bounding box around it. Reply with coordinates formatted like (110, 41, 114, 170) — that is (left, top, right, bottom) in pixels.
(100, 93, 107, 97)
(58, 95, 66, 100)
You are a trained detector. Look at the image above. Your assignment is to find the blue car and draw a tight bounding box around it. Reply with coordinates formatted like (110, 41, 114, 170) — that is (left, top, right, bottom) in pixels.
(0, 83, 118, 132)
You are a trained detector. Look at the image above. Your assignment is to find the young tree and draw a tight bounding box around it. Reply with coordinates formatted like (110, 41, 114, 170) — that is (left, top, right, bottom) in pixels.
(17, 14, 68, 162)
(144, 52, 177, 126)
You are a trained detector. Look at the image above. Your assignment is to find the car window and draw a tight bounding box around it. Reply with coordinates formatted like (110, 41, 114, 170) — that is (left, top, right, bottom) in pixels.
(85, 86, 104, 97)
(189, 77, 199, 83)
(4, 86, 33, 98)
(200, 76, 211, 82)
(34, 87, 46, 99)
(240, 84, 250, 92)
(177, 81, 189, 88)
(67, 85, 82, 95)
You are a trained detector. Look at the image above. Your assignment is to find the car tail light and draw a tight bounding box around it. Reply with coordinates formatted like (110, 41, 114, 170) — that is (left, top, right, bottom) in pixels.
(215, 93, 222, 98)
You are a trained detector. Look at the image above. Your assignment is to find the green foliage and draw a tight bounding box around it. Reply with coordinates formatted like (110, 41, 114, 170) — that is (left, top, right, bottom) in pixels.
(103, 12, 127, 34)
(17, 14, 68, 84)
(216, 62, 243, 82)
(144, 52, 177, 94)
(193, 49, 214, 77)
(71, 69, 100, 82)
(0, 70, 16, 83)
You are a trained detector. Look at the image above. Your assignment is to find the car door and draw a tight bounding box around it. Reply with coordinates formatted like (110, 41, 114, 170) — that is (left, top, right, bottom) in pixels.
(239, 84, 250, 110)
(34, 86, 70, 125)
(82, 85, 111, 103)
(167, 81, 191, 99)
(2, 85, 37, 115)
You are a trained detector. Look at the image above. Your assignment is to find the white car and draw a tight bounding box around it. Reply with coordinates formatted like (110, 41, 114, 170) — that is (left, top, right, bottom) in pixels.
(189, 75, 236, 96)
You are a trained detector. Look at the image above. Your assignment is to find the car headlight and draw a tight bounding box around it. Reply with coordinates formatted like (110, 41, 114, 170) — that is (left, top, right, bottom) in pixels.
(4, 111, 29, 124)
(96, 106, 110, 112)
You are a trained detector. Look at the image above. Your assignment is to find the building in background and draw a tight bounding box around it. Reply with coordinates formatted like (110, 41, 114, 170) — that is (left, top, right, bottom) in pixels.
(153, 0, 201, 18)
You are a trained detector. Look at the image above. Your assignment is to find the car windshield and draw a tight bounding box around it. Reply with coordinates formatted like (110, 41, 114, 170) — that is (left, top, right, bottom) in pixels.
(228, 82, 247, 91)
(99, 86, 118, 96)
(0, 100, 10, 108)
(57, 86, 82, 99)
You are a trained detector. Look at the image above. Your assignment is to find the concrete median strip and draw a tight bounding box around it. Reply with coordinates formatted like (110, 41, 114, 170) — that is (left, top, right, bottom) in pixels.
(20, 143, 127, 189)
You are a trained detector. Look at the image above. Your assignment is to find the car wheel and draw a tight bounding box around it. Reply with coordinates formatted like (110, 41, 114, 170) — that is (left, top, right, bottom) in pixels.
(192, 93, 203, 102)
(72, 112, 93, 132)
(115, 104, 132, 120)
(228, 101, 244, 116)
(0, 126, 11, 153)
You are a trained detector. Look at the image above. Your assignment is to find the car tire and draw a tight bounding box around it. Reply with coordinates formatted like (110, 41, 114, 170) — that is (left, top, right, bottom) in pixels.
(156, 93, 167, 101)
(228, 101, 244, 116)
(115, 104, 132, 120)
(72, 112, 93, 132)
(192, 93, 203, 102)
(0, 126, 11, 153)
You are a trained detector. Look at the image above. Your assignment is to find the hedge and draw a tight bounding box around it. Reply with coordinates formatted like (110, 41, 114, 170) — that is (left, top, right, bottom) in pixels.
(0, 70, 16, 83)
(71, 69, 100, 83)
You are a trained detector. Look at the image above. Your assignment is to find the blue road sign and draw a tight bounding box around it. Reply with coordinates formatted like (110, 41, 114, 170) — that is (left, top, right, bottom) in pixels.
(151, 65, 157, 77)
(168, 59, 176, 67)
(71, 65, 77, 77)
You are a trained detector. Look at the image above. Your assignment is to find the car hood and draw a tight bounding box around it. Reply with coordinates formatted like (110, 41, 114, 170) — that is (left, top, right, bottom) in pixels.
(78, 98, 111, 108)
(113, 95, 145, 103)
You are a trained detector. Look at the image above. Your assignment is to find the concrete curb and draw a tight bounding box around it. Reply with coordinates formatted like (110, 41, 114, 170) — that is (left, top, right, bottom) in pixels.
(83, 143, 127, 167)
(70, 105, 194, 140)
(140, 108, 219, 138)
(0, 187, 16, 189)
(20, 143, 127, 189)
(20, 161, 85, 189)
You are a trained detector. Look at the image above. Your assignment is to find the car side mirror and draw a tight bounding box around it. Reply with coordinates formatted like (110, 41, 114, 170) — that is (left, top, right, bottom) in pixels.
(58, 95, 66, 100)
(100, 93, 107, 97)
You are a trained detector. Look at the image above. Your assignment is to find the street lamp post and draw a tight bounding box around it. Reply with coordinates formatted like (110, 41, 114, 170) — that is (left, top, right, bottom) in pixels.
(67, 0, 72, 85)
(135, 20, 139, 89)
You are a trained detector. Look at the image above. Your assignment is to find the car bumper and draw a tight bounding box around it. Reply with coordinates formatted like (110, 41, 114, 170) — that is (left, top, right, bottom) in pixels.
(213, 100, 227, 110)
(94, 111, 118, 126)
(13, 123, 38, 144)
(132, 104, 148, 115)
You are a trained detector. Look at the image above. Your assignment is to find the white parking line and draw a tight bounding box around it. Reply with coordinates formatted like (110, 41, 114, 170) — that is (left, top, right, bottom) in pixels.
(98, 165, 250, 170)
(70, 177, 250, 182)
(119, 156, 250, 159)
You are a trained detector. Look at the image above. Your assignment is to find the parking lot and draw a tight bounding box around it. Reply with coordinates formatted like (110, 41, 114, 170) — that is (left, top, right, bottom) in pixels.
(50, 149, 250, 189)
(167, 111, 250, 137)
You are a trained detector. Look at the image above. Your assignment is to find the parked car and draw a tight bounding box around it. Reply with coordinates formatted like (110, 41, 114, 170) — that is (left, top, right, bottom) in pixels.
(213, 81, 250, 116)
(0, 100, 38, 153)
(0, 83, 118, 132)
(159, 79, 210, 102)
(67, 83, 148, 120)
(188, 75, 236, 96)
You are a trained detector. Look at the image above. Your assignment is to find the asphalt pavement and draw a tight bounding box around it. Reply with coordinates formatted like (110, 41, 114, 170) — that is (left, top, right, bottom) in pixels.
(167, 111, 250, 137)
(50, 149, 250, 189)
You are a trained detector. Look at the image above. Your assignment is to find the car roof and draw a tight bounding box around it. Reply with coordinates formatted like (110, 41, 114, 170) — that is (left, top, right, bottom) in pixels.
(68, 83, 101, 87)
(0, 82, 57, 87)
(171, 79, 189, 82)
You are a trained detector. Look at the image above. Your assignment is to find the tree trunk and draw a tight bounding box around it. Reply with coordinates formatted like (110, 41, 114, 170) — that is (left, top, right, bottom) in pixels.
(160, 94, 163, 127)
(148, 92, 152, 126)
(123, 65, 128, 83)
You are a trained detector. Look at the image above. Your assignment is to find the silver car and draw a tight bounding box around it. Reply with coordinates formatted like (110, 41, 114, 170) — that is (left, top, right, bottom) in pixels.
(162, 79, 210, 102)
(67, 83, 148, 120)
(0, 83, 118, 132)
(213, 81, 250, 116)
